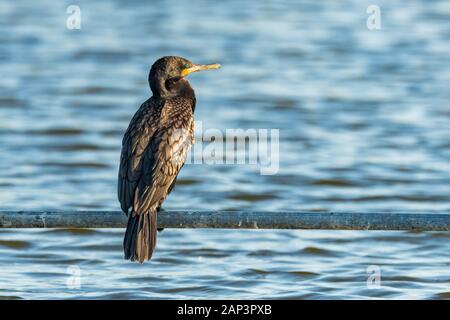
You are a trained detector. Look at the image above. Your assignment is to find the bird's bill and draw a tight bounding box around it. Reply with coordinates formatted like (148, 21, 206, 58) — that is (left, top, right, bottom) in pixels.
(181, 63, 221, 77)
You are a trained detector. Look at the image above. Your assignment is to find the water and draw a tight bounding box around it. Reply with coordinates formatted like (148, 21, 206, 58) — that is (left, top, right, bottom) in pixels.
(0, 0, 449, 299)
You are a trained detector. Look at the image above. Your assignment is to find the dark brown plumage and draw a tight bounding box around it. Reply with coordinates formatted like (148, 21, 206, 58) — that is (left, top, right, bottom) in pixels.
(118, 56, 220, 263)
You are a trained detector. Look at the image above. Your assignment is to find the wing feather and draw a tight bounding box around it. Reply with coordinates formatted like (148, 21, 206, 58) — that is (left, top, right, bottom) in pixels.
(118, 99, 162, 214)
(118, 97, 194, 216)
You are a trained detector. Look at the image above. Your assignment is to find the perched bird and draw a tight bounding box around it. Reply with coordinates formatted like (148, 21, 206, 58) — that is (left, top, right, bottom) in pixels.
(118, 56, 220, 263)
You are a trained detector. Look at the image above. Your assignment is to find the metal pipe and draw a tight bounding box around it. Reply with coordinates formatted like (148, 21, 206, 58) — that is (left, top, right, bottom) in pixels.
(0, 211, 448, 231)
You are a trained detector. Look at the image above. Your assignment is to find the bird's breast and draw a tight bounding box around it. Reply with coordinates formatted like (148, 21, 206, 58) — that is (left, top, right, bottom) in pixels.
(159, 97, 195, 128)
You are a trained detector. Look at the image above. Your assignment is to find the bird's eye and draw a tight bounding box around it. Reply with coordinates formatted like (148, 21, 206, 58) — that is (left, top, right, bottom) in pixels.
(184, 63, 191, 69)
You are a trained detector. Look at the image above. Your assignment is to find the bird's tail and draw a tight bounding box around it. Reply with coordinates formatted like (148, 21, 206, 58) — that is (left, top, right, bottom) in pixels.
(123, 211, 157, 263)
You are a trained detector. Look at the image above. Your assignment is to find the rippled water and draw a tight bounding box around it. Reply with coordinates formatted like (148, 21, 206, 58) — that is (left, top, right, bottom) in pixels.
(0, 0, 449, 299)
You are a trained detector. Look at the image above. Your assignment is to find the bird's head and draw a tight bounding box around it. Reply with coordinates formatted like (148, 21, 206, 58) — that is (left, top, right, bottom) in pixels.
(148, 56, 220, 97)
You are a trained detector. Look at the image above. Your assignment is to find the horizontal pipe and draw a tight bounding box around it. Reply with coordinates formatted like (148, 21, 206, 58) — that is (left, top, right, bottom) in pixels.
(0, 210, 448, 231)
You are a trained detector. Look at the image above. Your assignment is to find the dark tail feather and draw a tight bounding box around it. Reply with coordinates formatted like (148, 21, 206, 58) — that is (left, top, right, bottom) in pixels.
(123, 212, 157, 263)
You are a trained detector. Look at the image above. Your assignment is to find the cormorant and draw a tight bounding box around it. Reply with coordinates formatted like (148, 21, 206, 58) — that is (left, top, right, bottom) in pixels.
(118, 56, 220, 263)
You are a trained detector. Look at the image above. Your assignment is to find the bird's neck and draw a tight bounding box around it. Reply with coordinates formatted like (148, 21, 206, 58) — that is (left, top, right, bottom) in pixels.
(150, 78, 196, 112)
(170, 84, 196, 113)
(154, 78, 196, 101)
(178, 81, 196, 101)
